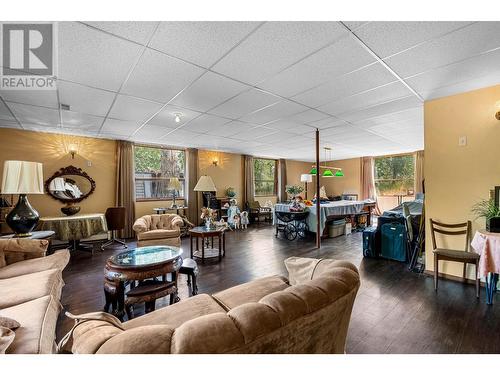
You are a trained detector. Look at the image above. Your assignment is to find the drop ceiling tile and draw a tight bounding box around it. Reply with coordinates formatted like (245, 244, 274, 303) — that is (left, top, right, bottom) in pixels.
(57, 81, 116, 117)
(61, 111, 104, 132)
(9, 103, 60, 127)
(354, 107, 423, 129)
(182, 113, 230, 134)
(0, 101, 15, 121)
(258, 131, 300, 144)
(100, 118, 140, 137)
(208, 120, 250, 137)
(259, 35, 376, 97)
(292, 63, 396, 108)
(58, 22, 144, 91)
(343, 21, 370, 31)
(213, 22, 348, 85)
(385, 22, 500, 78)
(338, 97, 422, 123)
(108, 95, 164, 122)
(208, 89, 280, 119)
(150, 22, 258, 67)
(308, 116, 346, 130)
(239, 100, 307, 125)
(0, 89, 58, 109)
(266, 120, 314, 134)
(229, 126, 278, 141)
(354, 21, 472, 59)
(170, 71, 248, 112)
(285, 109, 330, 124)
(317, 82, 412, 116)
(83, 22, 158, 45)
(133, 124, 171, 141)
(146, 105, 200, 128)
(0, 119, 20, 129)
(121, 48, 205, 103)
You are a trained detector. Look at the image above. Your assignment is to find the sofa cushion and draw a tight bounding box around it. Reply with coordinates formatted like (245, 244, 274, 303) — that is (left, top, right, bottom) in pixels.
(0, 239, 48, 265)
(0, 248, 5, 268)
(0, 316, 21, 330)
(97, 325, 174, 354)
(123, 293, 226, 330)
(137, 229, 180, 241)
(0, 269, 63, 309)
(0, 327, 15, 354)
(0, 250, 70, 279)
(0, 295, 60, 353)
(212, 275, 289, 311)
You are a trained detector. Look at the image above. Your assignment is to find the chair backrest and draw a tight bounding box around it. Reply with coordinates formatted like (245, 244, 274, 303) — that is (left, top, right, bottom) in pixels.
(342, 194, 358, 201)
(402, 203, 413, 241)
(105, 207, 126, 231)
(429, 219, 471, 252)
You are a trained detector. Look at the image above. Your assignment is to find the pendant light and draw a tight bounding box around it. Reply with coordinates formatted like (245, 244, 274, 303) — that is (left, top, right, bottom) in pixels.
(335, 170, 344, 177)
(309, 167, 317, 175)
(322, 169, 334, 177)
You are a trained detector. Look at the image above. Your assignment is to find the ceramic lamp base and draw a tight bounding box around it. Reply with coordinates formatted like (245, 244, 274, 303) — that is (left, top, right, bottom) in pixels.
(6, 194, 40, 236)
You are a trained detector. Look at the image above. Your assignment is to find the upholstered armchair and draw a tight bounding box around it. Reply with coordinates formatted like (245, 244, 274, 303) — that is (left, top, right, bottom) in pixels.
(133, 214, 183, 247)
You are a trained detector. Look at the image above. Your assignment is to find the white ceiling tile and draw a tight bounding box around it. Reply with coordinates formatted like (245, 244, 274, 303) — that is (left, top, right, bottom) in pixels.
(108, 95, 164, 122)
(207, 120, 250, 137)
(57, 81, 116, 117)
(239, 100, 307, 125)
(170, 71, 247, 112)
(83, 22, 158, 45)
(338, 97, 423, 123)
(9, 103, 60, 127)
(0, 120, 21, 129)
(343, 21, 370, 31)
(133, 124, 171, 141)
(182, 114, 230, 134)
(58, 22, 144, 91)
(317, 82, 412, 116)
(121, 48, 205, 103)
(258, 131, 301, 144)
(353, 107, 423, 129)
(150, 22, 258, 67)
(266, 120, 314, 134)
(208, 89, 280, 119)
(61, 111, 103, 132)
(386, 22, 500, 78)
(0, 101, 15, 121)
(354, 21, 472, 59)
(258, 36, 376, 97)
(292, 63, 396, 107)
(100, 118, 140, 137)
(284, 109, 330, 124)
(308, 116, 346, 130)
(229, 126, 278, 141)
(213, 22, 348, 85)
(0, 89, 58, 109)
(146, 105, 200, 128)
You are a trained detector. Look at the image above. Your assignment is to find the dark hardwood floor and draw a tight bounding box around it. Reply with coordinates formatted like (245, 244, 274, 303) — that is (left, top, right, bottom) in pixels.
(56, 223, 500, 353)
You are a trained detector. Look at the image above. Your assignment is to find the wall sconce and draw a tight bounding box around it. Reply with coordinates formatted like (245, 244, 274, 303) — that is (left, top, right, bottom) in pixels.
(495, 111, 500, 120)
(212, 158, 219, 167)
(68, 144, 78, 159)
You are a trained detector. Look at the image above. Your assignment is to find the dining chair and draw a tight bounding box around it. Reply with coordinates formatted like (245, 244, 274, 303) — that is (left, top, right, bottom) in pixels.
(430, 219, 480, 298)
(101, 207, 128, 250)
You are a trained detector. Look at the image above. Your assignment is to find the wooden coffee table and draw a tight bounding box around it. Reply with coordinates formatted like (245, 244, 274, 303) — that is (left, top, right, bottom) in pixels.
(189, 226, 226, 262)
(103, 246, 183, 320)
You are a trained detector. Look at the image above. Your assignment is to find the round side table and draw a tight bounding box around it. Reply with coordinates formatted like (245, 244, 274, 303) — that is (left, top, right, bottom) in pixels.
(189, 226, 226, 262)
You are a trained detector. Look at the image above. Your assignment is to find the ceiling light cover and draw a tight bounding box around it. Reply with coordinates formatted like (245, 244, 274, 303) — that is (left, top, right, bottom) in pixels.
(335, 170, 344, 177)
(309, 167, 317, 175)
(322, 169, 334, 177)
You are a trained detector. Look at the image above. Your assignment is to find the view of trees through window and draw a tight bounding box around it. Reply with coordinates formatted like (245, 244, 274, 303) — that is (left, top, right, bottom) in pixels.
(374, 154, 415, 197)
(134, 146, 185, 200)
(254, 158, 277, 196)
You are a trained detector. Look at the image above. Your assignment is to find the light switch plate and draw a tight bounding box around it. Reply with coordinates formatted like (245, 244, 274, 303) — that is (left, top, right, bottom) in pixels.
(458, 136, 467, 146)
(87, 160, 92, 167)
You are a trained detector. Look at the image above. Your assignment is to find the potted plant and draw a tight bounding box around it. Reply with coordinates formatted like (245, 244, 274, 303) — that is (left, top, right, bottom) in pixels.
(225, 187, 236, 198)
(471, 198, 500, 232)
(285, 185, 304, 201)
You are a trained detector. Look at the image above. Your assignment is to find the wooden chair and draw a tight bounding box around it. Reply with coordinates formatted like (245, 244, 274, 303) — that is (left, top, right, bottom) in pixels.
(430, 219, 480, 298)
(101, 207, 127, 251)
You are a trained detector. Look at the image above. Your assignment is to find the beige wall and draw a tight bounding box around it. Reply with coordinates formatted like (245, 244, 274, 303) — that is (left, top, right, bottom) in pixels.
(322, 158, 362, 198)
(0, 128, 117, 223)
(425, 84, 500, 279)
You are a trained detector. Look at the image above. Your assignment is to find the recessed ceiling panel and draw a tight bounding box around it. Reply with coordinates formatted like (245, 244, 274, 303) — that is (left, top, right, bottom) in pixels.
(57, 81, 116, 117)
(208, 89, 280, 119)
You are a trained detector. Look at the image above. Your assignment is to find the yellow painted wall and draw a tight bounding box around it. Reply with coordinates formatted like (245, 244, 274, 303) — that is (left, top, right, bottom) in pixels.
(0, 128, 117, 222)
(425, 84, 500, 279)
(322, 158, 362, 198)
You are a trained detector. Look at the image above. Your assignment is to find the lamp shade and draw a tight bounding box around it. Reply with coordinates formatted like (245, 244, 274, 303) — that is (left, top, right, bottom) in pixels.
(322, 169, 334, 177)
(309, 167, 317, 175)
(193, 175, 217, 192)
(169, 177, 182, 191)
(301, 174, 313, 183)
(335, 170, 344, 177)
(1, 161, 44, 194)
(49, 177, 66, 192)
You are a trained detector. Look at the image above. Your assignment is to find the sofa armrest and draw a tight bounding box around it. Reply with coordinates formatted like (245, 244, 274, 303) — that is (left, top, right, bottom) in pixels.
(132, 217, 148, 234)
(171, 215, 184, 229)
(0, 239, 49, 266)
(0, 249, 70, 279)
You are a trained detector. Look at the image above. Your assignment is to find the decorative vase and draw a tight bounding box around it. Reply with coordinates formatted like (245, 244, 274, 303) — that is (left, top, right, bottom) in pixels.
(6, 194, 40, 237)
(487, 217, 500, 233)
(61, 204, 81, 216)
(205, 218, 215, 230)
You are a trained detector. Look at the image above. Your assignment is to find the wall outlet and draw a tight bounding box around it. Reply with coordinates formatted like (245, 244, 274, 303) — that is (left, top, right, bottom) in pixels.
(458, 136, 467, 146)
(87, 160, 92, 167)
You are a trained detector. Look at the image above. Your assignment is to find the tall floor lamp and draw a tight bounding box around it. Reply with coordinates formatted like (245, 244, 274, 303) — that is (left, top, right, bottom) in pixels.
(301, 174, 312, 200)
(194, 175, 217, 208)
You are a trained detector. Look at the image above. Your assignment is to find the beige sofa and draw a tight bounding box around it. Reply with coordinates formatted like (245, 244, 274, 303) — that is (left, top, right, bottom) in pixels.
(64, 257, 360, 354)
(133, 214, 183, 248)
(0, 239, 70, 354)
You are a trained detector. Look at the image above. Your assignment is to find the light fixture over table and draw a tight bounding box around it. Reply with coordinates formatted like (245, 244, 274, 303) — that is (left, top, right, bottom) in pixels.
(309, 147, 344, 178)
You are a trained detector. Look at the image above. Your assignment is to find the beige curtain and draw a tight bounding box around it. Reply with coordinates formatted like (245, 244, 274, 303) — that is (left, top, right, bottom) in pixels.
(278, 159, 287, 203)
(361, 156, 382, 216)
(186, 148, 199, 225)
(115, 141, 136, 238)
(243, 155, 255, 206)
(414, 150, 424, 195)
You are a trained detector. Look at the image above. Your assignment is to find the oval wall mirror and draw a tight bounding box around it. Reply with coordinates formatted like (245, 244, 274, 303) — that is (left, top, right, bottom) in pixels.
(45, 165, 96, 204)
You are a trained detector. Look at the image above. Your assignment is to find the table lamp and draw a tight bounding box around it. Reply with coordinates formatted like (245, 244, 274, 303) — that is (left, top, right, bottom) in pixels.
(169, 177, 182, 209)
(194, 175, 217, 208)
(1, 161, 44, 237)
(301, 173, 313, 199)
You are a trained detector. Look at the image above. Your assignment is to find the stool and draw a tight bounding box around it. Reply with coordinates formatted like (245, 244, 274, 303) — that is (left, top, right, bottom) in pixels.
(179, 258, 199, 296)
(125, 280, 177, 319)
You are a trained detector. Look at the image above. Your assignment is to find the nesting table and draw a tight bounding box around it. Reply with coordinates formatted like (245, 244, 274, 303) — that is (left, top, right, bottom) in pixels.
(189, 226, 226, 262)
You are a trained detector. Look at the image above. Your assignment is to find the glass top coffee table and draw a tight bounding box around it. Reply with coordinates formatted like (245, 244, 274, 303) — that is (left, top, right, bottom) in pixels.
(189, 226, 226, 262)
(104, 246, 183, 320)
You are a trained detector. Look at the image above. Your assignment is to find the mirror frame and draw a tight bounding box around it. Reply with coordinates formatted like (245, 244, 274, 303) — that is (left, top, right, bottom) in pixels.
(45, 165, 96, 204)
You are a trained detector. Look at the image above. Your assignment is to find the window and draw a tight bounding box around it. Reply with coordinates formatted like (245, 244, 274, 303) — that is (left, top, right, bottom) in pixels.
(254, 158, 277, 196)
(374, 154, 415, 197)
(134, 146, 186, 201)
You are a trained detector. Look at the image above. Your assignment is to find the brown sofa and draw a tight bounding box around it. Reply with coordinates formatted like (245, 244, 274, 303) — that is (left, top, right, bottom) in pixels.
(0, 239, 70, 354)
(133, 214, 183, 248)
(63, 257, 360, 354)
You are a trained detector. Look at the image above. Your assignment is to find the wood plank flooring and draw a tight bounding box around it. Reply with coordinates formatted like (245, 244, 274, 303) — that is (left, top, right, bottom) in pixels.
(56, 223, 500, 353)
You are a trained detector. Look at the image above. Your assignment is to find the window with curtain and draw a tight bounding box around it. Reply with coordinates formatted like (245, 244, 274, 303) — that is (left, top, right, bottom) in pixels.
(374, 154, 415, 199)
(134, 145, 186, 201)
(253, 158, 277, 196)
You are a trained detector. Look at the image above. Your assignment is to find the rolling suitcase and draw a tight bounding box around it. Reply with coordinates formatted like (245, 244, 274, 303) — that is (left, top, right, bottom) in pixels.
(380, 222, 407, 262)
(362, 227, 378, 258)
